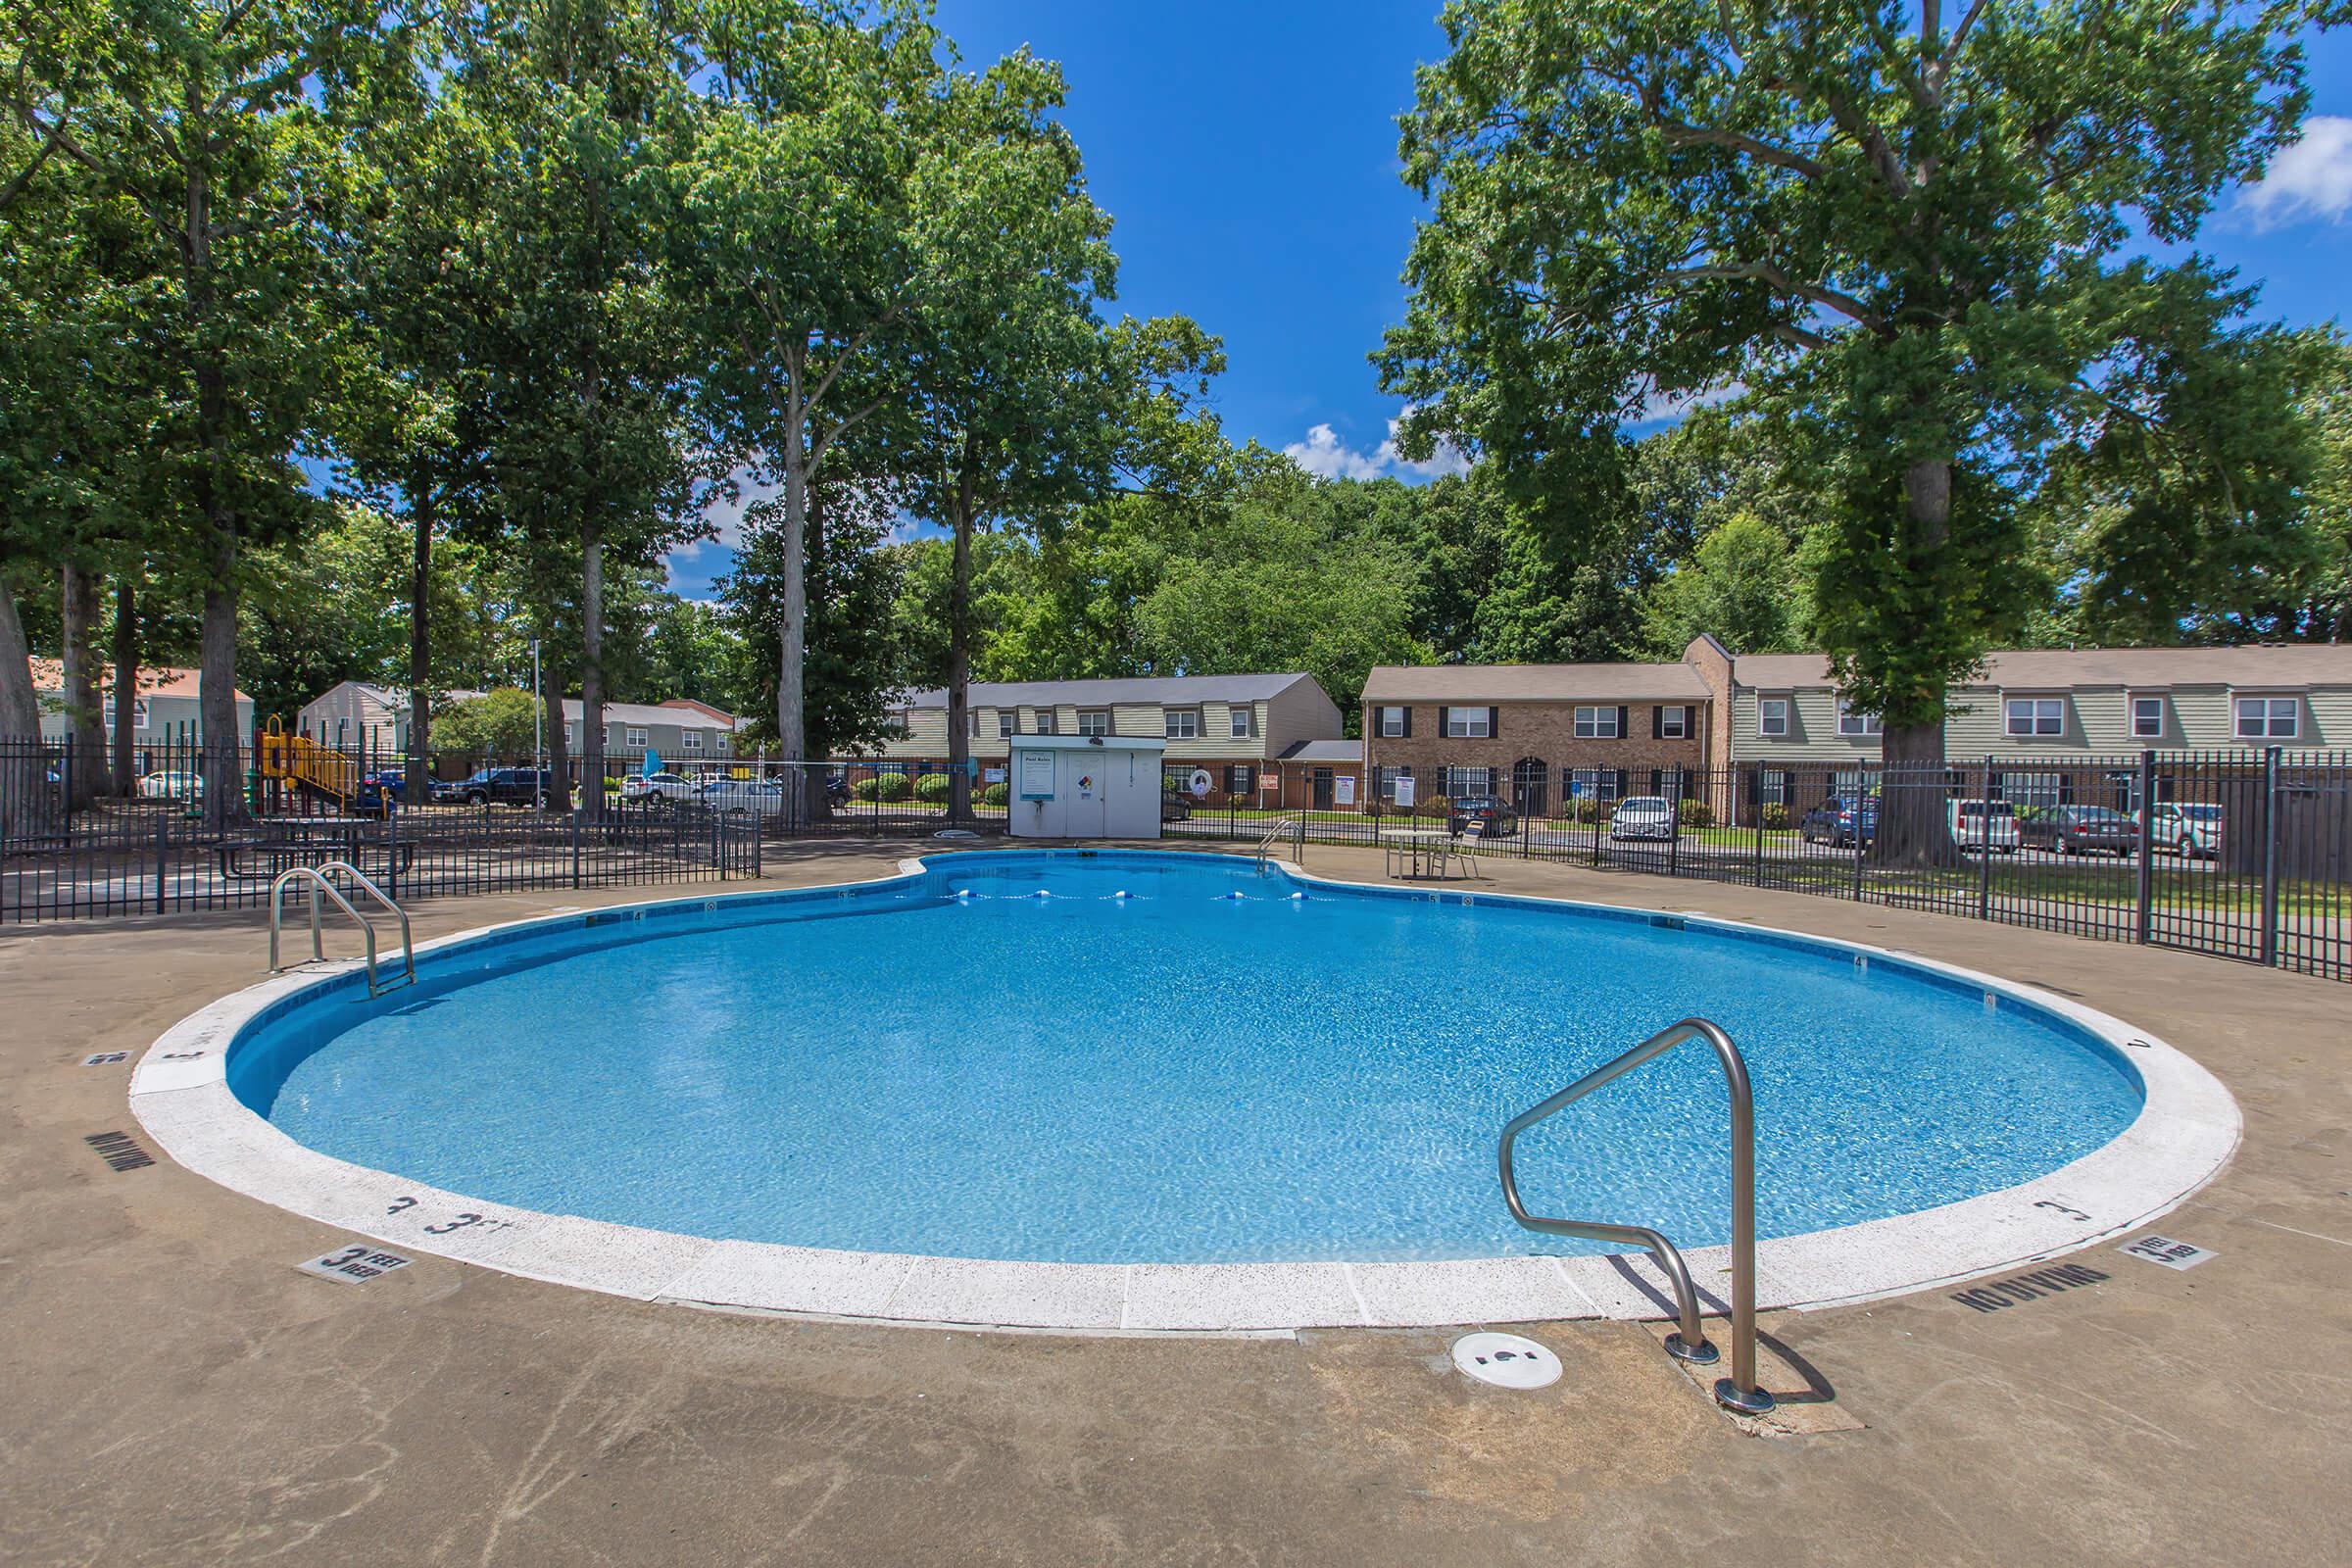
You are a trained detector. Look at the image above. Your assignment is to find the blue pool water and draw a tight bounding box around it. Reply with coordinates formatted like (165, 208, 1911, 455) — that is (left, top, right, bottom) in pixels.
(230, 851, 2142, 1264)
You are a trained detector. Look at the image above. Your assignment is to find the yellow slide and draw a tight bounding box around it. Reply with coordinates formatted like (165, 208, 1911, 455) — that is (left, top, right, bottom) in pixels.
(257, 720, 360, 810)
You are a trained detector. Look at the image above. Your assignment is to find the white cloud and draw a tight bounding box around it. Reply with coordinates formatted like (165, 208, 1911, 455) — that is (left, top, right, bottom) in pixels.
(1282, 407, 1473, 482)
(2242, 115, 2352, 228)
(1629, 379, 1746, 427)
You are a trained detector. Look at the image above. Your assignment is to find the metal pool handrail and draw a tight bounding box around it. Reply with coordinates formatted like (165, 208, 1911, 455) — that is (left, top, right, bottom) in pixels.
(1253, 815, 1302, 870)
(269, 861, 416, 998)
(1497, 1015, 1774, 1416)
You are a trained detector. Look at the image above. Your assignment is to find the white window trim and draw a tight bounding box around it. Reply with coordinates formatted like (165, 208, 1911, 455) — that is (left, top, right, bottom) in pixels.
(2130, 694, 2166, 740)
(2003, 696, 2065, 738)
(1835, 700, 1882, 737)
(1165, 709, 1200, 740)
(1378, 706, 1405, 738)
(680, 730, 704, 752)
(997, 711, 1014, 738)
(1035, 710, 1055, 735)
(1442, 708, 1491, 739)
(1573, 705, 1619, 739)
(1229, 705, 1251, 739)
(1078, 710, 1111, 736)
(2234, 694, 2300, 740)
(1757, 698, 1789, 739)
(1658, 705, 1689, 739)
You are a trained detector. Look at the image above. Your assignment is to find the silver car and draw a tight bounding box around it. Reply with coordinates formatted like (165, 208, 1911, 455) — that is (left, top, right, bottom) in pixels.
(1608, 796, 1678, 841)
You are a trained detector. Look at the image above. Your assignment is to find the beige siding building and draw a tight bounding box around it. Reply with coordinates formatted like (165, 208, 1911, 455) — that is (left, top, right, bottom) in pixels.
(870, 673, 1347, 803)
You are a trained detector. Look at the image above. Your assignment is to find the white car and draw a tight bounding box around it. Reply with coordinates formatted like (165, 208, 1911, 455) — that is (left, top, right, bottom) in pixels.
(700, 777, 788, 815)
(2142, 802, 2224, 858)
(138, 769, 204, 801)
(620, 770, 699, 804)
(1947, 798, 2020, 854)
(1608, 796, 1678, 841)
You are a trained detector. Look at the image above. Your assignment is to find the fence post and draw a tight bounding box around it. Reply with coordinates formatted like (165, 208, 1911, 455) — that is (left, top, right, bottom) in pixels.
(1293, 810, 1305, 863)
(385, 796, 401, 903)
(1752, 763, 1765, 888)
(2133, 750, 2155, 944)
(713, 810, 724, 880)
(2260, 746, 2280, 967)
(1978, 756, 1993, 923)
(1850, 765, 1867, 905)
(570, 808, 582, 891)
(154, 816, 168, 915)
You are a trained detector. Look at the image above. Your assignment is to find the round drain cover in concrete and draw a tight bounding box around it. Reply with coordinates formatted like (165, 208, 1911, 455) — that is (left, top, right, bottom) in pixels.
(1450, 1332, 1561, 1390)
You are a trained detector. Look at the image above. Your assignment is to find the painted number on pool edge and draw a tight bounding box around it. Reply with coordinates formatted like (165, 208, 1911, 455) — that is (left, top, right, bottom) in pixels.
(2119, 1235, 2217, 1271)
(298, 1245, 415, 1284)
(385, 1195, 514, 1237)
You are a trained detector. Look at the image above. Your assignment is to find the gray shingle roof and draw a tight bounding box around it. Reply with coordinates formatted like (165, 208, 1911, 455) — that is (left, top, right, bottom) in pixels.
(1734, 644, 2352, 691)
(897, 672, 1319, 709)
(1275, 739, 1364, 762)
(1360, 663, 1712, 703)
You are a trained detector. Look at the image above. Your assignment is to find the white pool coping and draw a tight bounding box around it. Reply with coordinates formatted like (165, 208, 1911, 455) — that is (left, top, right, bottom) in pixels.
(129, 850, 2240, 1335)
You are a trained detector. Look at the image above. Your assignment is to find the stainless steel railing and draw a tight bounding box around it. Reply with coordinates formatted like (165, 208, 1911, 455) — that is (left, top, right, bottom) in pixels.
(269, 861, 416, 998)
(1498, 1016, 1773, 1416)
(1253, 815, 1302, 870)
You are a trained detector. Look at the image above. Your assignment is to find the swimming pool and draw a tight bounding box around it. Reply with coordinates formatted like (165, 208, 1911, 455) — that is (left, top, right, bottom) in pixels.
(133, 850, 2239, 1330)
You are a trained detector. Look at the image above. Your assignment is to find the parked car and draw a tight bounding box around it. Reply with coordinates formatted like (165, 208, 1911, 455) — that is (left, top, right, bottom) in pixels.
(434, 766, 554, 808)
(1159, 791, 1191, 822)
(353, 770, 407, 812)
(2018, 805, 2140, 857)
(621, 770, 698, 805)
(2141, 802, 2224, 859)
(1446, 795, 1520, 838)
(1947, 798, 2021, 854)
(1799, 794, 1878, 849)
(1608, 796, 1678, 842)
(700, 776, 785, 815)
(137, 769, 204, 801)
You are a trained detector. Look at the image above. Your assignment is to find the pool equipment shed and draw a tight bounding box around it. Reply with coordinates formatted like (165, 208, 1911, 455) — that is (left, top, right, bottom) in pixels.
(1004, 735, 1166, 840)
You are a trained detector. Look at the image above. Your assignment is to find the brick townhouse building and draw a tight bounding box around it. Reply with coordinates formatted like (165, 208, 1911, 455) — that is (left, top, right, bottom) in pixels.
(1358, 662, 1714, 813)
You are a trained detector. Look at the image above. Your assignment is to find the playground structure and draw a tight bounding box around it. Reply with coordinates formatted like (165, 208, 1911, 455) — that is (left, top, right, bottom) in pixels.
(256, 719, 362, 814)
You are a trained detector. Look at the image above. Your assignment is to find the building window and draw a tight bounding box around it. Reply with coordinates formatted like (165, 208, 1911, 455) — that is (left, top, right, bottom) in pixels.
(624, 726, 648, 749)
(1377, 706, 1407, 738)
(1574, 706, 1619, 739)
(1229, 705, 1251, 739)
(997, 711, 1014, 738)
(681, 730, 703, 753)
(1657, 705, 1689, 739)
(566, 723, 579, 746)
(1567, 766, 1621, 804)
(2005, 771, 2066, 809)
(1836, 701, 1882, 737)
(1035, 710, 1055, 736)
(1760, 769, 1788, 806)
(1226, 764, 1253, 794)
(2234, 696, 2299, 740)
(1443, 707, 1490, 739)
(1165, 709, 1200, 740)
(2131, 696, 2165, 739)
(2004, 697, 2064, 737)
(1758, 698, 1789, 738)
(1445, 765, 1492, 798)
(1376, 765, 1413, 802)
(1078, 710, 1110, 737)
(101, 697, 152, 730)
(714, 732, 732, 757)
(602, 725, 613, 749)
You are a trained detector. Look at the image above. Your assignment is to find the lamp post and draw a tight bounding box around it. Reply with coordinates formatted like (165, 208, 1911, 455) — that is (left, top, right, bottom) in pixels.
(531, 637, 544, 808)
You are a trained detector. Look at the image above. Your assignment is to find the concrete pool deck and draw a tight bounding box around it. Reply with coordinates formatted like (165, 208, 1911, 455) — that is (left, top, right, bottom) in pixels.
(4, 839, 2348, 1563)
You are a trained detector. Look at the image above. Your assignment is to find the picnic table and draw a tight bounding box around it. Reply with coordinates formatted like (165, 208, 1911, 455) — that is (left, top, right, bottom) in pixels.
(216, 815, 416, 883)
(1382, 826, 1459, 880)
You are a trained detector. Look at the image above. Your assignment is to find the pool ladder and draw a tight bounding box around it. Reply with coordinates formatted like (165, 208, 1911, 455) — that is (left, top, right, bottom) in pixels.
(1253, 815, 1303, 871)
(1498, 1016, 1774, 1416)
(269, 862, 416, 998)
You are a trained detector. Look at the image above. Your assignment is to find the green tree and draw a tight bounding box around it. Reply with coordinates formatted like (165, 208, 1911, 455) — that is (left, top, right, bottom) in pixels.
(1642, 514, 1808, 657)
(434, 687, 543, 757)
(1380, 0, 2340, 861)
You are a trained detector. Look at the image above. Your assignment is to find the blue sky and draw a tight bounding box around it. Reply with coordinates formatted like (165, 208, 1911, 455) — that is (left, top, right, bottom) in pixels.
(665, 8, 2352, 597)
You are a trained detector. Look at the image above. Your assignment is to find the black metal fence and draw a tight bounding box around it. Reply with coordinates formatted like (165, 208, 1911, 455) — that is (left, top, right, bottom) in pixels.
(1158, 750, 2352, 983)
(2, 737, 763, 923)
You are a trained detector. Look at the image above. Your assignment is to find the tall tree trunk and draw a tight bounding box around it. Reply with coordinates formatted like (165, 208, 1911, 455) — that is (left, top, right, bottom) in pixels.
(0, 564, 45, 844)
(945, 447, 977, 825)
(407, 482, 433, 804)
(60, 562, 104, 808)
(187, 160, 246, 829)
(546, 678, 570, 813)
(1870, 457, 1961, 868)
(580, 515, 605, 820)
(801, 483, 831, 821)
(775, 448, 808, 773)
(109, 573, 137, 795)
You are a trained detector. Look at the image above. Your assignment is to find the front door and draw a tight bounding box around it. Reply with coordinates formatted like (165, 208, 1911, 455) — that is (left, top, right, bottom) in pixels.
(1513, 758, 1548, 817)
(1311, 768, 1335, 809)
